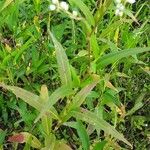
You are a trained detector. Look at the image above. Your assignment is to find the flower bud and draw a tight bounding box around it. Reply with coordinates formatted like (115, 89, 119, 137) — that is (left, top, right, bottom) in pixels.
(60, 1, 69, 11)
(49, 4, 56, 11)
(72, 10, 78, 17)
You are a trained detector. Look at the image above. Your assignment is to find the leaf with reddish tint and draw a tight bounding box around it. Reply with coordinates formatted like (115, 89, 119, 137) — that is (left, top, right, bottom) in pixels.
(8, 134, 24, 143)
(8, 132, 42, 149)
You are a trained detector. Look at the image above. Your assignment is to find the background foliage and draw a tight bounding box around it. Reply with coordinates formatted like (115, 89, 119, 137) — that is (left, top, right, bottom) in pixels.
(0, 0, 149, 149)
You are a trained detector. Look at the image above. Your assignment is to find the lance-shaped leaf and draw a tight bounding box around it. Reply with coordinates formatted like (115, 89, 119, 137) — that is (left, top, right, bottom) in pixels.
(76, 121, 90, 150)
(0, 83, 41, 110)
(61, 76, 99, 122)
(0, 83, 59, 120)
(63, 121, 91, 150)
(40, 85, 52, 136)
(96, 47, 150, 68)
(50, 32, 72, 87)
(71, 80, 99, 108)
(34, 85, 73, 123)
(73, 110, 132, 147)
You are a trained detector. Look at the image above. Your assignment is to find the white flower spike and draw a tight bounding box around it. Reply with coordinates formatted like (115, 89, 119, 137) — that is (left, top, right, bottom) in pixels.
(115, 2, 124, 17)
(126, 0, 136, 4)
(52, 0, 59, 4)
(72, 10, 78, 17)
(60, 1, 69, 11)
(49, 4, 56, 11)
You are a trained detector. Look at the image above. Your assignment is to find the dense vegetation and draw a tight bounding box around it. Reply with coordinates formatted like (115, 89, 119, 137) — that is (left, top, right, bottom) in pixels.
(0, 0, 149, 149)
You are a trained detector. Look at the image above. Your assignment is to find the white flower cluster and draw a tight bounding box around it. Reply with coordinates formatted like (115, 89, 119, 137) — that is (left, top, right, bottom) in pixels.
(115, 0, 136, 17)
(49, 0, 78, 17)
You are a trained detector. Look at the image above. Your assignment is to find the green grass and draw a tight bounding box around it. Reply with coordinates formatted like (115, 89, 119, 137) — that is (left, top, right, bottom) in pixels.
(0, 0, 150, 149)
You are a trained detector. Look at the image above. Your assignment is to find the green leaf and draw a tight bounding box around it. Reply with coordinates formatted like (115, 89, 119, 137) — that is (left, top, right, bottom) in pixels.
(0, 83, 41, 110)
(96, 47, 150, 68)
(63, 121, 78, 129)
(124, 9, 139, 25)
(0, 83, 59, 120)
(34, 85, 73, 123)
(62, 121, 90, 149)
(72, 80, 99, 108)
(54, 141, 72, 150)
(10, 132, 42, 149)
(61, 77, 99, 122)
(126, 93, 145, 116)
(68, 77, 99, 112)
(94, 0, 112, 23)
(68, 0, 95, 26)
(13, 38, 35, 64)
(33, 0, 41, 13)
(0, 129, 6, 145)
(90, 34, 100, 59)
(0, 0, 13, 13)
(76, 121, 90, 150)
(93, 141, 107, 150)
(73, 109, 132, 147)
(100, 19, 132, 38)
(42, 134, 56, 150)
(40, 85, 52, 136)
(70, 65, 80, 88)
(102, 92, 121, 108)
(50, 32, 72, 87)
